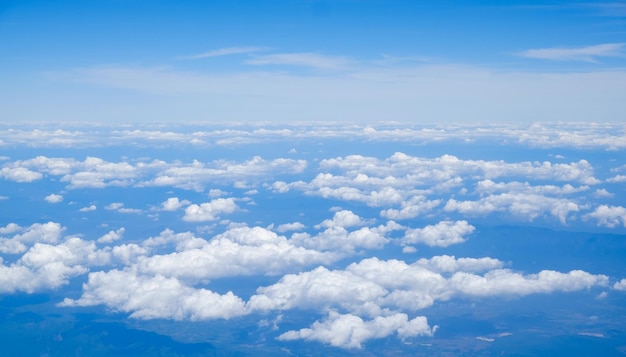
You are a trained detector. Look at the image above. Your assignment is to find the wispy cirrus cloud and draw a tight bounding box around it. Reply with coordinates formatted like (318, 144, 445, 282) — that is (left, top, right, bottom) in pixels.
(246, 52, 354, 70)
(517, 43, 625, 62)
(179, 46, 269, 60)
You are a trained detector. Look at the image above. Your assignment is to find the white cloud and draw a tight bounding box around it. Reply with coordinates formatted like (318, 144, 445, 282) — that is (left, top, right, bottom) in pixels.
(518, 43, 625, 62)
(182, 198, 238, 222)
(0, 235, 110, 293)
(0, 223, 21, 235)
(449, 269, 608, 296)
(275, 222, 305, 233)
(135, 227, 338, 282)
(142, 156, 307, 191)
(444, 193, 580, 224)
(613, 279, 626, 291)
(105, 202, 124, 210)
(607, 175, 626, 183)
(0, 167, 42, 182)
(105, 202, 142, 214)
(79, 204, 97, 212)
(60, 270, 247, 320)
(291, 221, 400, 253)
(277, 311, 436, 349)
(380, 196, 441, 220)
(249, 256, 608, 320)
(97, 228, 125, 244)
(161, 197, 191, 211)
(414, 255, 503, 274)
(585, 205, 626, 227)
(0, 222, 64, 254)
(315, 210, 368, 229)
(593, 188, 613, 198)
(180, 46, 268, 59)
(44, 193, 63, 203)
(402, 221, 475, 248)
(246, 52, 353, 70)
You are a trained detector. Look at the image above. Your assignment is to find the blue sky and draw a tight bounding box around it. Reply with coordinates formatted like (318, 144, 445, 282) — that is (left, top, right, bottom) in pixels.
(2, 2, 626, 355)
(1, 0, 625, 123)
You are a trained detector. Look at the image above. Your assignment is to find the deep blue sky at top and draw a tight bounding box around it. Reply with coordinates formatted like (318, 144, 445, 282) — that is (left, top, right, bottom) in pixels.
(1, 0, 625, 123)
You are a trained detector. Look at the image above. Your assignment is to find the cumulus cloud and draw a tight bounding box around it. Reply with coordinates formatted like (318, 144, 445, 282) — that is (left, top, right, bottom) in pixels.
(1, 234, 110, 293)
(44, 193, 63, 203)
(97, 228, 125, 244)
(105, 202, 142, 214)
(1, 155, 308, 192)
(142, 156, 307, 191)
(0, 167, 42, 182)
(380, 196, 441, 220)
(79, 204, 97, 212)
(275, 222, 305, 233)
(0, 222, 64, 254)
(444, 193, 580, 224)
(585, 205, 626, 227)
(414, 255, 503, 274)
(161, 197, 191, 211)
(248, 256, 607, 319)
(402, 221, 475, 247)
(60, 270, 247, 320)
(182, 198, 238, 222)
(607, 175, 626, 183)
(135, 227, 338, 283)
(315, 210, 368, 229)
(613, 279, 626, 291)
(449, 269, 607, 296)
(291, 221, 400, 253)
(278, 311, 436, 349)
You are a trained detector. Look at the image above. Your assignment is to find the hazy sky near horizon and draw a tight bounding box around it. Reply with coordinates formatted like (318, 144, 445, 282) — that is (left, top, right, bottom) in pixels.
(1, 0, 625, 124)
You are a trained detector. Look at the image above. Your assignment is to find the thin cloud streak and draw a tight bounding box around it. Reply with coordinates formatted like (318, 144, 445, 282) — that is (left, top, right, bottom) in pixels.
(179, 46, 269, 60)
(246, 52, 354, 70)
(518, 43, 625, 62)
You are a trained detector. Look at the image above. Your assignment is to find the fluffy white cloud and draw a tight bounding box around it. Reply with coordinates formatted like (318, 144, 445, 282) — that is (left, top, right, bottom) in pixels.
(278, 311, 436, 349)
(249, 256, 608, 319)
(414, 255, 503, 274)
(607, 175, 626, 183)
(319, 153, 599, 185)
(0, 167, 42, 182)
(44, 193, 63, 203)
(613, 279, 626, 291)
(60, 270, 247, 320)
(161, 197, 191, 211)
(97, 228, 125, 244)
(291, 221, 400, 253)
(104, 202, 142, 214)
(315, 210, 368, 229)
(2, 155, 307, 191)
(79, 204, 97, 212)
(275, 222, 305, 233)
(402, 221, 475, 247)
(585, 205, 626, 228)
(0, 235, 110, 293)
(136, 227, 338, 282)
(182, 198, 238, 222)
(449, 269, 608, 296)
(142, 156, 307, 191)
(444, 193, 580, 224)
(0, 222, 64, 254)
(380, 196, 441, 220)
